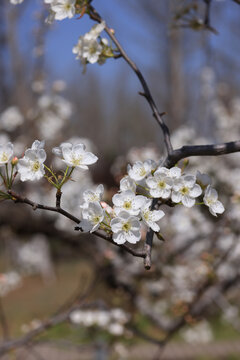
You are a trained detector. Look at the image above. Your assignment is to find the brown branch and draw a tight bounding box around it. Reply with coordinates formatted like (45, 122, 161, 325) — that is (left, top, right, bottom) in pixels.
(8, 190, 146, 260)
(88, 6, 173, 156)
(56, 189, 62, 208)
(0, 274, 99, 356)
(93, 230, 146, 259)
(8, 190, 81, 224)
(165, 140, 240, 167)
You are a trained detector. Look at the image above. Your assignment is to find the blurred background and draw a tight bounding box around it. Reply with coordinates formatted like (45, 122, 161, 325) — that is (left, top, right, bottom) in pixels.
(1, 0, 240, 359)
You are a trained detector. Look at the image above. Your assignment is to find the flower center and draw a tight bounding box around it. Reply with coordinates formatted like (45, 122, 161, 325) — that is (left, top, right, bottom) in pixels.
(71, 155, 82, 166)
(139, 168, 146, 177)
(144, 210, 150, 221)
(122, 221, 131, 232)
(158, 181, 166, 189)
(123, 201, 132, 210)
(180, 186, 189, 195)
(89, 194, 99, 202)
(92, 215, 101, 224)
(0, 152, 8, 162)
(31, 161, 40, 172)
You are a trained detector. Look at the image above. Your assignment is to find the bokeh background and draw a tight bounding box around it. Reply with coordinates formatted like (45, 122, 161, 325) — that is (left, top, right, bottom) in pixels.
(1, 0, 240, 359)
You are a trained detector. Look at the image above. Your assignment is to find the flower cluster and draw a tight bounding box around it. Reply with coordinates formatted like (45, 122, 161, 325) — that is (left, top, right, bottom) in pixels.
(10, 1, 118, 70)
(73, 22, 114, 68)
(70, 307, 129, 336)
(0, 139, 225, 248)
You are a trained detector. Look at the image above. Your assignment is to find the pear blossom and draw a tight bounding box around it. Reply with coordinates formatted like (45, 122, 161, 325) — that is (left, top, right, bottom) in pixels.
(203, 185, 224, 216)
(120, 176, 136, 192)
(80, 184, 104, 209)
(171, 175, 202, 208)
(86, 22, 106, 40)
(51, 0, 76, 21)
(141, 199, 165, 232)
(0, 142, 14, 166)
(110, 211, 141, 244)
(73, 36, 103, 64)
(17, 141, 46, 181)
(80, 201, 104, 233)
(52, 142, 72, 157)
(112, 190, 146, 216)
(128, 160, 154, 182)
(0, 106, 24, 131)
(146, 169, 173, 199)
(54, 143, 98, 169)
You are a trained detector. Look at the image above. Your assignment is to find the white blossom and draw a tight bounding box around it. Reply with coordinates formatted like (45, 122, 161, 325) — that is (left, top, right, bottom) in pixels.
(120, 176, 136, 193)
(0, 106, 24, 131)
(128, 160, 154, 182)
(112, 190, 146, 216)
(0, 142, 14, 166)
(86, 22, 106, 40)
(80, 201, 104, 232)
(73, 37, 103, 64)
(110, 211, 141, 244)
(146, 169, 173, 199)
(203, 185, 224, 216)
(17, 140, 46, 181)
(80, 184, 104, 209)
(51, 0, 76, 21)
(171, 175, 202, 208)
(141, 199, 165, 232)
(54, 143, 98, 169)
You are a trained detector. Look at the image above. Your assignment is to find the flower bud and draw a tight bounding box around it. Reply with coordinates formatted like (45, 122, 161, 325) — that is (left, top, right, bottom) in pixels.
(11, 157, 18, 166)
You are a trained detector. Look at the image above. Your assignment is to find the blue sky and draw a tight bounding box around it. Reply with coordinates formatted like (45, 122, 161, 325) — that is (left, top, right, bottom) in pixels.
(17, 1, 240, 96)
(18, 0, 156, 89)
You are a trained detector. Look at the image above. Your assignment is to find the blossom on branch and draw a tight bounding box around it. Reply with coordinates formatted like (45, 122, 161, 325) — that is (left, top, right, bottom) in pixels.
(81, 184, 104, 209)
(171, 175, 202, 208)
(0, 142, 14, 166)
(53, 143, 98, 170)
(110, 211, 141, 245)
(146, 169, 173, 199)
(80, 201, 105, 233)
(140, 199, 165, 232)
(127, 160, 154, 182)
(17, 140, 46, 182)
(203, 185, 225, 216)
(49, 0, 76, 21)
(112, 190, 146, 216)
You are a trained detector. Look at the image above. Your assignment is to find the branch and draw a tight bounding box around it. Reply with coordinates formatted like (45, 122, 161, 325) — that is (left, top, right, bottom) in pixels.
(8, 190, 146, 260)
(88, 6, 173, 156)
(8, 190, 81, 224)
(94, 230, 146, 258)
(0, 275, 99, 356)
(165, 140, 240, 167)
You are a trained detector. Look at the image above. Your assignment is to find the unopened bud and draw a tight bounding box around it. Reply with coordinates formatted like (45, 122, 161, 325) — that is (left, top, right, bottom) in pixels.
(11, 157, 18, 166)
(109, 28, 115, 35)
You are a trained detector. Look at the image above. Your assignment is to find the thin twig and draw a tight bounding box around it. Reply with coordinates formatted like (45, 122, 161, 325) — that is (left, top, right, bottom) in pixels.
(88, 5, 173, 156)
(8, 190, 146, 259)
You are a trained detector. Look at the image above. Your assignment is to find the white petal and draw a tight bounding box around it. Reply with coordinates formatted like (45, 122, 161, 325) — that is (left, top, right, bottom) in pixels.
(183, 175, 196, 188)
(113, 232, 126, 245)
(151, 209, 165, 222)
(210, 200, 224, 215)
(182, 195, 195, 208)
(189, 184, 202, 198)
(171, 191, 182, 203)
(126, 230, 141, 244)
(82, 152, 98, 165)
